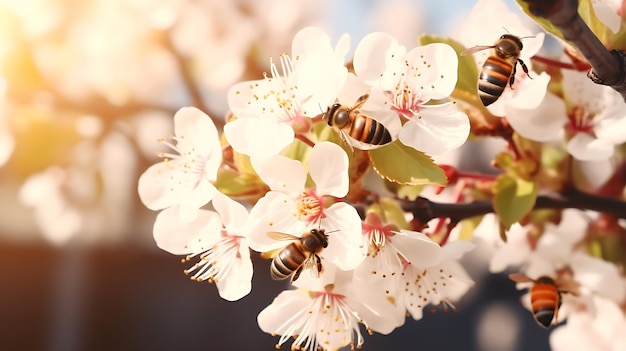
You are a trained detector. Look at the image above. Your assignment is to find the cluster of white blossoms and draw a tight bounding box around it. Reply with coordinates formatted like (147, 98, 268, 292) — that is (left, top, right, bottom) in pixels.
(138, 26, 475, 350)
(474, 210, 626, 347)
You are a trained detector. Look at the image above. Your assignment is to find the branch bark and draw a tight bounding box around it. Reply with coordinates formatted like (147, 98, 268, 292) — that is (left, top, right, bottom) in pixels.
(404, 188, 626, 226)
(521, 0, 626, 101)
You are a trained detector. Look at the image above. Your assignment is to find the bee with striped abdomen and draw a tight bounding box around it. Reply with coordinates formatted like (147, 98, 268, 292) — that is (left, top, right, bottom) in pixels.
(323, 93, 393, 153)
(268, 228, 329, 283)
(461, 34, 532, 106)
(509, 273, 580, 328)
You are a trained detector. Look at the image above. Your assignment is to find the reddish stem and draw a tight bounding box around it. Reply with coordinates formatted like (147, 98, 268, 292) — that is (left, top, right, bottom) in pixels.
(294, 133, 316, 148)
(531, 55, 590, 71)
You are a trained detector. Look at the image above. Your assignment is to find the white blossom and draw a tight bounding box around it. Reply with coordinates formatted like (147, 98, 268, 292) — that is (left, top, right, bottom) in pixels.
(153, 192, 253, 301)
(137, 107, 221, 219)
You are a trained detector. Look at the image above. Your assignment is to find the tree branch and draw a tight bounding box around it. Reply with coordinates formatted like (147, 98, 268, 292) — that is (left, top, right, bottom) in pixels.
(521, 0, 626, 102)
(404, 188, 626, 226)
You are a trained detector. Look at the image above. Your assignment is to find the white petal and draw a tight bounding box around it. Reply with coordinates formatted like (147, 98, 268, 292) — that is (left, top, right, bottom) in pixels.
(257, 290, 311, 334)
(173, 107, 220, 166)
(353, 31, 404, 86)
(438, 240, 476, 263)
(309, 142, 349, 197)
(153, 207, 222, 255)
(570, 252, 626, 303)
(138, 158, 217, 212)
(567, 133, 615, 161)
(351, 272, 406, 334)
(246, 191, 304, 252)
(223, 117, 294, 161)
(212, 191, 249, 232)
(253, 154, 306, 193)
(215, 244, 253, 301)
(506, 92, 567, 142)
(321, 203, 366, 270)
(405, 43, 459, 99)
(392, 230, 442, 267)
(487, 71, 550, 117)
(594, 105, 626, 144)
(399, 104, 469, 155)
(592, 0, 622, 33)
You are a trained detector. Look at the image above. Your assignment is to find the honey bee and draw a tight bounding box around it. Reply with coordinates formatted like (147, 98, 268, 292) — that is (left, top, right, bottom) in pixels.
(268, 228, 329, 283)
(461, 34, 532, 106)
(323, 93, 393, 153)
(509, 273, 580, 328)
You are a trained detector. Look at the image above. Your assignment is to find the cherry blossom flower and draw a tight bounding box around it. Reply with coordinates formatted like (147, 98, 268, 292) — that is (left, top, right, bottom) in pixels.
(137, 107, 221, 219)
(153, 192, 253, 301)
(353, 223, 475, 324)
(353, 32, 469, 156)
(550, 295, 626, 351)
(507, 66, 626, 161)
(246, 142, 365, 272)
(225, 26, 349, 163)
(258, 265, 371, 351)
(455, 0, 549, 117)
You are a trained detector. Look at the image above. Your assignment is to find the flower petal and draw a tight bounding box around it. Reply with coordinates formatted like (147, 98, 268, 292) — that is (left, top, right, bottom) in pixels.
(309, 142, 349, 197)
(174, 107, 221, 174)
(404, 43, 458, 99)
(321, 203, 366, 270)
(153, 207, 221, 255)
(253, 154, 306, 193)
(399, 103, 469, 155)
(246, 191, 304, 252)
(258, 290, 311, 335)
(215, 244, 253, 301)
(567, 133, 615, 161)
(224, 117, 295, 161)
(392, 230, 442, 267)
(212, 191, 249, 232)
(353, 31, 405, 87)
(506, 92, 567, 142)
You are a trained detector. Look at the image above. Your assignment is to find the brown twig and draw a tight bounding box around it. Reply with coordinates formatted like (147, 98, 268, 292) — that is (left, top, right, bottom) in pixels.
(403, 188, 626, 226)
(521, 0, 626, 102)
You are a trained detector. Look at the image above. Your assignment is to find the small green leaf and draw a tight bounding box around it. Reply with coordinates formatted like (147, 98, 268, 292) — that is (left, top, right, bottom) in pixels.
(379, 197, 409, 230)
(214, 168, 267, 198)
(493, 174, 538, 229)
(419, 34, 479, 98)
(457, 216, 484, 241)
(396, 184, 425, 201)
(369, 140, 448, 186)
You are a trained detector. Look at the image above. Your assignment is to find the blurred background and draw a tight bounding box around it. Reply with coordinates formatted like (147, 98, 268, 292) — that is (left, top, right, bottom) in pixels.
(0, 0, 555, 350)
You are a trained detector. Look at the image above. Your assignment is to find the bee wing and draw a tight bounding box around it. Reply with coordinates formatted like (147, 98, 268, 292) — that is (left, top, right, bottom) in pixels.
(461, 45, 494, 56)
(509, 273, 535, 283)
(556, 279, 581, 297)
(267, 232, 300, 241)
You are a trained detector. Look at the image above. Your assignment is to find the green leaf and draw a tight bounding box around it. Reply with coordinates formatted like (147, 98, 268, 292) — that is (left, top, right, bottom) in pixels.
(368, 140, 447, 186)
(396, 184, 425, 201)
(379, 197, 409, 230)
(493, 174, 538, 229)
(419, 34, 479, 98)
(214, 168, 267, 198)
(515, 0, 567, 43)
(457, 216, 484, 241)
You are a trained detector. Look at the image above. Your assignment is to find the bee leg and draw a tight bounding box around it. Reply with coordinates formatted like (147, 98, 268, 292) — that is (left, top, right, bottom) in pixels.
(339, 131, 355, 155)
(509, 63, 517, 89)
(291, 266, 304, 283)
(518, 58, 532, 79)
(315, 254, 323, 276)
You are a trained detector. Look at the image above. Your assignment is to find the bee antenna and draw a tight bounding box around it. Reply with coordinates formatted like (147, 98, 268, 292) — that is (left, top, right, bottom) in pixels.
(502, 27, 510, 33)
(325, 229, 341, 235)
(318, 103, 325, 114)
(519, 35, 536, 40)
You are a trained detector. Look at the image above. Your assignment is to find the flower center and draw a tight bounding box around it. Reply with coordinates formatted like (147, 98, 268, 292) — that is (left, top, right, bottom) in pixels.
(261, 54, 307, 123)
(566, 105, 595, 135)
(296, 189, 325, 224)
(362, 222, 396, 255)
